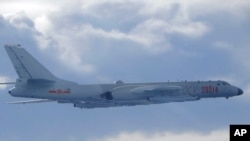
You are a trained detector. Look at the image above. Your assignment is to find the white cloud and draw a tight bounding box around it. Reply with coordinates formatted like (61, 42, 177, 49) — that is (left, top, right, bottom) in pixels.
(54, 44, 97, 74)
(212, 41, 250, 77)
(131, 18, 208, 39)
(137, 0, 250, 22)
(4, 11, 35, 30)
(30, 0, 212, 76)
(186, 0, 250, 21)
(34, 15, 52, 35)
(213, 41, 233, 50)
(89, 129, 228, 141)
(0, 1, 57, 18)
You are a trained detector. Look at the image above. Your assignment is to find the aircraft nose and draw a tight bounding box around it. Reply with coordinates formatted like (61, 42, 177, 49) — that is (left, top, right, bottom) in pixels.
(237, 88, 243, 95)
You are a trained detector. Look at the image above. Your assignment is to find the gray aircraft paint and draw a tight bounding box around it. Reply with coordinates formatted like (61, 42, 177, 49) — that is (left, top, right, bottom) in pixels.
(4, 45, 243, 109)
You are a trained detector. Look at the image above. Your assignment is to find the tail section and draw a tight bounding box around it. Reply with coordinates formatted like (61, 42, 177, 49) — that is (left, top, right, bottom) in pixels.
(4, 44, 58, 81)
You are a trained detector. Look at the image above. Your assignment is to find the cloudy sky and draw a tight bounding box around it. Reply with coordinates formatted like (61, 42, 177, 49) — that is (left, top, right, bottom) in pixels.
(0, 0, 250, 141)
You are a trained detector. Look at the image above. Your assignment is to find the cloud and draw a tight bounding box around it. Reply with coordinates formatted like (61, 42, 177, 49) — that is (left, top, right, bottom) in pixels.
(0, 0, 249, 83)
(89, 129, 228, 141)
(0, 12, 39, 47)
(29, 0, 212, 79)
(212, 40, 250, 78)
(36, 0, 210, 48)
(213, 41, 233, 50)
(138, 0, 250, 19)
(0, 1, 57, 18)
(185, 0, 250, 20)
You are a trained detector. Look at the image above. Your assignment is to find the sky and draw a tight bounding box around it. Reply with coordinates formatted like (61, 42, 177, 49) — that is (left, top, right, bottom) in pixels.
(0, 0, 250, 140)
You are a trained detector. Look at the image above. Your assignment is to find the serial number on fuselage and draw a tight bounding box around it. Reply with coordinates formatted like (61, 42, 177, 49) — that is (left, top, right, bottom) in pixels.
(201, 86, 218, 94)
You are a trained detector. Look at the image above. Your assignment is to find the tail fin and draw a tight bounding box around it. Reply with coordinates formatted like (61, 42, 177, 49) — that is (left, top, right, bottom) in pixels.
(4, 44, 58, 80)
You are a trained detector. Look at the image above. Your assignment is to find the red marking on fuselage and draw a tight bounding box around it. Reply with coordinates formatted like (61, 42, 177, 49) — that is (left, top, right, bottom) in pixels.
(201, 86, 218, 94)
(48, 89, 71, 94)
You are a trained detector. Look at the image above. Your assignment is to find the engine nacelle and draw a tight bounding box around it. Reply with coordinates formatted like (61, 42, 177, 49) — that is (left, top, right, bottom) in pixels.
(73, 102, 116, 109)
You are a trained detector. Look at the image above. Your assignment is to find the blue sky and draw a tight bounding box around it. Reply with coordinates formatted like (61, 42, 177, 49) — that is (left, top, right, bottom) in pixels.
(0, 0, 250, 141)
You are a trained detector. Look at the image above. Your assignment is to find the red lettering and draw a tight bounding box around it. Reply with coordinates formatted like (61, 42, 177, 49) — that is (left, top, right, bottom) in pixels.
(201, 86, 218, 94)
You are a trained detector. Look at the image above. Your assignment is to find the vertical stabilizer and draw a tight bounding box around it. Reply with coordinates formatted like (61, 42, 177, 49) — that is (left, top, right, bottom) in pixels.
(4, 44, 58, 80)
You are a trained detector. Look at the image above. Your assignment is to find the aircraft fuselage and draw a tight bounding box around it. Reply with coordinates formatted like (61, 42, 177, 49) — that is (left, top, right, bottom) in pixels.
(4, 45, 243, 109)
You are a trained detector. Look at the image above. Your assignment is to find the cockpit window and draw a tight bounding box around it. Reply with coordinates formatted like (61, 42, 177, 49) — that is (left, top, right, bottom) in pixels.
(217, 81, 230, 86)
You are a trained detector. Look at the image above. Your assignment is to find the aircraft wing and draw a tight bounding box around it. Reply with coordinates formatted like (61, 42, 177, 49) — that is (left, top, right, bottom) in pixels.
(130, 85, 184, 97)
(130, 85, 198, 103)
(73, 85, 197, 109)
(8, 99, 54, 104)
(7, 85, 197, 109)
(72, 100, 150, 109)
(8, 98, 149, 109)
